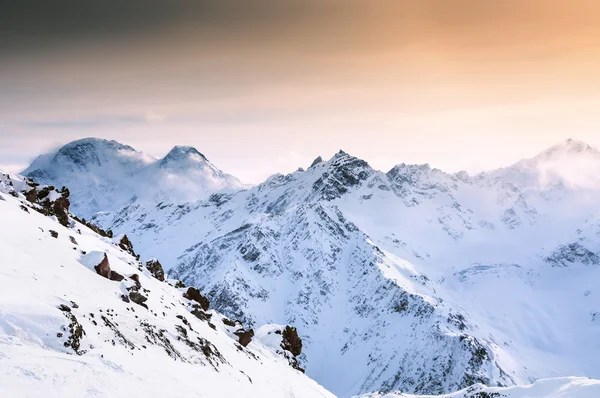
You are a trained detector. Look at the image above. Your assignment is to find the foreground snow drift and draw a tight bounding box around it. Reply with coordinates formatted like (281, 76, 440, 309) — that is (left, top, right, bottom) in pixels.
(358, 377, 600, 398)
(0, 175, 333, 398)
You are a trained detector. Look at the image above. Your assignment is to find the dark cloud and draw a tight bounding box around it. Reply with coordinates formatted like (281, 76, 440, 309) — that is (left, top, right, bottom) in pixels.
(4, 0, 599, 58)
(0, 0, 330, 54)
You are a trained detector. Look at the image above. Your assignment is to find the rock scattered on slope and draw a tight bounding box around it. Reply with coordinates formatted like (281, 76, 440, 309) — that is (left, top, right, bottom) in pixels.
(145, 259, 165, 281)
(184, 287, 210, 311)
(235, 329, 255, 347)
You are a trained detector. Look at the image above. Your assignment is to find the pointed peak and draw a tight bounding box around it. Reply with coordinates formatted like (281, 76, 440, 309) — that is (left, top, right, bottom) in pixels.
(161, 146, 207, 164)
(159, 146, 213, 170)
(537, 139, 597, 159)
(309, 156, 323, 168)
(330, 150, 355, 163)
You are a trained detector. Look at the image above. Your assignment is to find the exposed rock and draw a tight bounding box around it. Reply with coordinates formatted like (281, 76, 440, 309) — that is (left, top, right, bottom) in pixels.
(52, 195, 71, 227)
(145, 259, 165, 281)
(129, 291, 148, 309)
(118, 234, 139, 259)
(58, 304, 72, 312)
(222, 318, 237, 327)
(191, 307, 213, 321)
(49, 230, 59, 239)
(94, 253, 112, 279)
(109, 271, 124, 282)
(309, 156, 323, 168)
(69, 236, 78, 245)
(183, 287, 210, 311)
(25, 188, 37, 203)
(174, 280, 186, 288)
(61, 312, 86, 355)
(281, 326, 302, 357)
(120, 294, 130, 303)
(130, 273, 142, 289)
(234, 329, 254, 347)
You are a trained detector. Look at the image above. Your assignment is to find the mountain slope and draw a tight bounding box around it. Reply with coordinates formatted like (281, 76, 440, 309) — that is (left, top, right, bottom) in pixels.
(23, 138, 245, 218)
(0, 171, 333, 398)
(55, 140, 600, 396)
(359, 377, 600, 398)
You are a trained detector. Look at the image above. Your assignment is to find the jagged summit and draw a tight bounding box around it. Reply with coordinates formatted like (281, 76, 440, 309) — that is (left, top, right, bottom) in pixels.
(309, 156, 323, 168)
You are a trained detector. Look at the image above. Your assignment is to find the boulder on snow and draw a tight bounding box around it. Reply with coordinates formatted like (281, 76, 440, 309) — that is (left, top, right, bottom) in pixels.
(109, 270, 125, 282)
(129, 273, 142, 288)
(129, 291, 148, 309)
(118, 235, 139, 259)
(79, 251, 123, 281)
(234, 329, 255, 347)
(191, 307, 213, 321)
(145, 259, 165, 281)
(183, 287, 210, 311)
(94, 253, 112, 279)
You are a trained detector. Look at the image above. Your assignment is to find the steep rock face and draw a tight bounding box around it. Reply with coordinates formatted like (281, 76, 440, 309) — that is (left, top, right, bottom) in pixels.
(68, 140, 600, 396)
(23, 138, 245, 218)
(169, 202, 512, 395)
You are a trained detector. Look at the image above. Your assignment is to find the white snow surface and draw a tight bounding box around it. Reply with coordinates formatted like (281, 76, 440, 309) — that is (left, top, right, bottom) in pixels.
(22, 138, 245, 217)
(0, 176, 333, 398)
(357, 377, 600, 398)
(85, 139, 600, 397)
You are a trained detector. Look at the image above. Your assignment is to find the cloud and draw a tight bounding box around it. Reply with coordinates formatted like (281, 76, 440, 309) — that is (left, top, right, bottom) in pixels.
(20, 114, 162, 128)
(0, 163, 28, 174)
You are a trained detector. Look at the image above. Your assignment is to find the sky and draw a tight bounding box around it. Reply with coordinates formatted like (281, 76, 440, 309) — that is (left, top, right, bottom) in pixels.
(2, 0, 600, 183)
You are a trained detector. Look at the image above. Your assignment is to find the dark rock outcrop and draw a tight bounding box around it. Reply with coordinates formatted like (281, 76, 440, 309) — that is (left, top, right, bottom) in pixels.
(118, 235, 139, 259)
(109, 271, 125, 282)
(145, 259, 165, 281)
(129, 291, 148, 309)
(191, 307, 213, 321)
(281, 326, 302, 357)
(235, 329, 254, 347)
(94, 253, 112, 279)
(183, 287, 210, 311)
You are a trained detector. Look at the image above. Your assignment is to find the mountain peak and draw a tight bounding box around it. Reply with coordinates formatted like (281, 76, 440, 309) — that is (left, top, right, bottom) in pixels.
(309, 156, 323, 168)
(160, 146, 209, 168)
(27, 138, 144, 173)
(536, 139, 598, 159)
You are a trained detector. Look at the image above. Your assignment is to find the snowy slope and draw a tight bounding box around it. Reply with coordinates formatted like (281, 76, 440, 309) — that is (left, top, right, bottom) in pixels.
(358, 377, 600, 398)
(23, 138, 245, 217)
(0, 171, 333, 398)
(87, 139, 600, 397)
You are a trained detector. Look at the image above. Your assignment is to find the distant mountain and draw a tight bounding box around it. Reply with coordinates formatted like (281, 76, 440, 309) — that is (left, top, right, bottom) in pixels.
(358, 377, 600, 398)
(486, 138, 600, 191)
(0, 169, 333, 398)
(23, 138, 245, 218)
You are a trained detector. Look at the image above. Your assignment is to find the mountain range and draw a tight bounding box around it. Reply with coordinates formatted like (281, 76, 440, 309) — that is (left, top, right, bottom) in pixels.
(3, 137, 600, 397)
(24, 138, 244, 217)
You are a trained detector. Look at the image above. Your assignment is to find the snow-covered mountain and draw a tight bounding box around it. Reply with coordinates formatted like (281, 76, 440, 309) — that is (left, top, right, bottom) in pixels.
(85, 139, 600, 397)
(23, 138, 245, 218)
(359, 377, 600, 398)
(0, 170, 333, 398)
